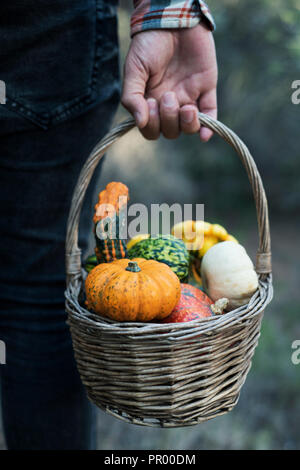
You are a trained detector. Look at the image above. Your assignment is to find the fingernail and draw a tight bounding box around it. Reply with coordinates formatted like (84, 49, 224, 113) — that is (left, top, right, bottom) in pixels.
(182, 109, 194, 123)
(147, 98, 157, 116)
(134, 111, 143, 127)
(163, 92, 176, 108)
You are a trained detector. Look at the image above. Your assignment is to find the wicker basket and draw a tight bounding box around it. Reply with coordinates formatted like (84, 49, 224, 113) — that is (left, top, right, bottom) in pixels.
(65, 113, 273, 428)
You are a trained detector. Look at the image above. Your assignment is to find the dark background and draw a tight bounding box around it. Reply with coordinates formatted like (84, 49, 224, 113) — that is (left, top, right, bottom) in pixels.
(1, 0, 299, 450)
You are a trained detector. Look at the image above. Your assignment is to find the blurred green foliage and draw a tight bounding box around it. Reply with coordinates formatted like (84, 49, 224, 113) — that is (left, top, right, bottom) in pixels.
(121, 0, 300, 215)
(176, 0, 300, 214)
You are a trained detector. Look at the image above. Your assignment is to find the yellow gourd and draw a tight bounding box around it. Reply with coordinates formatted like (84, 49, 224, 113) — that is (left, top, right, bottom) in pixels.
(172, 220, 239, 288)
(171, 220, 203, 250)
(171, 220, 238, 258)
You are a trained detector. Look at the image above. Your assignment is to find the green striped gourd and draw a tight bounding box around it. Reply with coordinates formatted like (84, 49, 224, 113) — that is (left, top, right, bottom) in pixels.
(128, 234, 190, 281)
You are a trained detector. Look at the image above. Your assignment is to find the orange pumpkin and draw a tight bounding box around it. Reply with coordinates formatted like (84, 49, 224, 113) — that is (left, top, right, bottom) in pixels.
(85, 258, 181, 322)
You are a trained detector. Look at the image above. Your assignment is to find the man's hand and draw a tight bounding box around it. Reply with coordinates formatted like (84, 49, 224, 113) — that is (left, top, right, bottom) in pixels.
(121, 24, 218, 141)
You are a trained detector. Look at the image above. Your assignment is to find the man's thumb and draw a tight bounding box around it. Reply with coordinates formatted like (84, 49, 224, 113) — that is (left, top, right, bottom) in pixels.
(121, 56, 149, 129)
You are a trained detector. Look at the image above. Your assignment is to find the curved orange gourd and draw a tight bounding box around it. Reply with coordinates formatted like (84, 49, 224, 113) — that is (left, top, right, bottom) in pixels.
(162, 284, 214, 323)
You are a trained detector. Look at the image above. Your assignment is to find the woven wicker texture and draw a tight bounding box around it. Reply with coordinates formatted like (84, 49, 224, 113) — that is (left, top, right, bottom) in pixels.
(65, 114, 273, 427)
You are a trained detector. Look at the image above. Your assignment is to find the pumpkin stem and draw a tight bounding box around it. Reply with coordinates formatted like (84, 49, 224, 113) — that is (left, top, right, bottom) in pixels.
(125, 261, 141, 273)
(211, 298, 229, 315)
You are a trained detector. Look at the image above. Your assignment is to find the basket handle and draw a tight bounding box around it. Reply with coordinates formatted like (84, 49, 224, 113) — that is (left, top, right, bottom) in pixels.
(65, 113, 272, 284)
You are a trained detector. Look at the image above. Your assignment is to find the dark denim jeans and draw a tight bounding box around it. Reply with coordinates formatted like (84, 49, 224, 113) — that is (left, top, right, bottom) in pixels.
(0, 0, 120, 450)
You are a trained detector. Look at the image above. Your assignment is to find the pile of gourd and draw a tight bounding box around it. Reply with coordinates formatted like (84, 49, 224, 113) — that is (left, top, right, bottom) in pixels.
(85, 182, 259, 323)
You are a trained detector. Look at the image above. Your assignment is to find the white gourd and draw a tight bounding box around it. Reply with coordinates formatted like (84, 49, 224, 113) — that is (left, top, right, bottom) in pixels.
(201, 241, 259, 310)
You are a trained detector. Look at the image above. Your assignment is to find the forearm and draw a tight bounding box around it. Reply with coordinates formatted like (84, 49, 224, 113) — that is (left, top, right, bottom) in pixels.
(131, 0, 215, 36)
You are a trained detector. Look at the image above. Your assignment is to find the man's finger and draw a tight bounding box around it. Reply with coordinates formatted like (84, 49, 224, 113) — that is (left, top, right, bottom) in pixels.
(180, 105, 200, 135)
(140, 98, 160, 140)
(160, 92, 180, 139)
(198, 88, 217, 142)
(121, 54, 149, 129)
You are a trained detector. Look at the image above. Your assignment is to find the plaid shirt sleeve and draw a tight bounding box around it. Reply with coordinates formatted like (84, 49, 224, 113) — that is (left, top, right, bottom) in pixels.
(131, 1, 215, 37)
